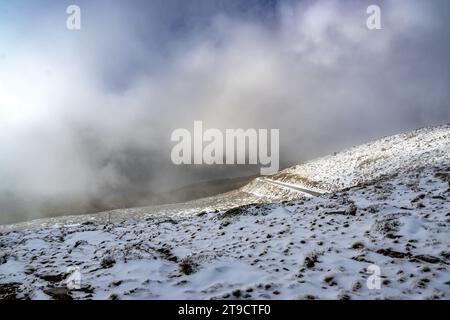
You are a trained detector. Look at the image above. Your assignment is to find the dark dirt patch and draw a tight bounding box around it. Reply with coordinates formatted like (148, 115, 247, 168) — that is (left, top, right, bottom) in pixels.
(304, 252, 319, 269)
(351, 242, 365, 249)
(324, 276, 337, 286)
(44, 287, 73, 300)
(377, 248, 410, 259)
(411, 255, 442, 264)
(218, 204, 260, 219)
(156, 247, 178, 262)
(38, 273, 66, 283)
(100, 256, 116, 269)
(179, 257, 199, 275)
(0, 283, 21, 300)
(411, 194, 426, 203)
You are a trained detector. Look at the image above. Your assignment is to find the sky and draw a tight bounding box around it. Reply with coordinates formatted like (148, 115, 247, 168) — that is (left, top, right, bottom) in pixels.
(0, 0, 449, 222)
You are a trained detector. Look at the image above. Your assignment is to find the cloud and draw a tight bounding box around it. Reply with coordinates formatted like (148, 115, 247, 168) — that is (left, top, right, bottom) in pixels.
(0, 0, 449, 223)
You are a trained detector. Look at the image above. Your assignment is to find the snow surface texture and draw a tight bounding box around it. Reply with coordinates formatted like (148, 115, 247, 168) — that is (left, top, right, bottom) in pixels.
(0, 125, 449, 300)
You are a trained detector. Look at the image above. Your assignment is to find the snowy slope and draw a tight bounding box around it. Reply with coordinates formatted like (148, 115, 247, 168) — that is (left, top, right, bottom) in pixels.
(241, 125, 450, 200)
(0, 125, 449, 300)
(268, 124, 450, 192)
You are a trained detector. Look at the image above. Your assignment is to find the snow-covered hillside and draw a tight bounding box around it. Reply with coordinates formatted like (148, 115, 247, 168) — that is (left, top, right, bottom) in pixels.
(243, 124, 450, 196)
(0, 125, 449, 299)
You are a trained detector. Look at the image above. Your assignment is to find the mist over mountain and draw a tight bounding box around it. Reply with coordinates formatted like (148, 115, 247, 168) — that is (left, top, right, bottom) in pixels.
(1, 0, 450, 222)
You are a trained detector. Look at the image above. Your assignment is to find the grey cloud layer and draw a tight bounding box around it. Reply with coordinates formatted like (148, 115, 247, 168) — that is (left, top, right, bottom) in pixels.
(0, 0, 449, 222)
